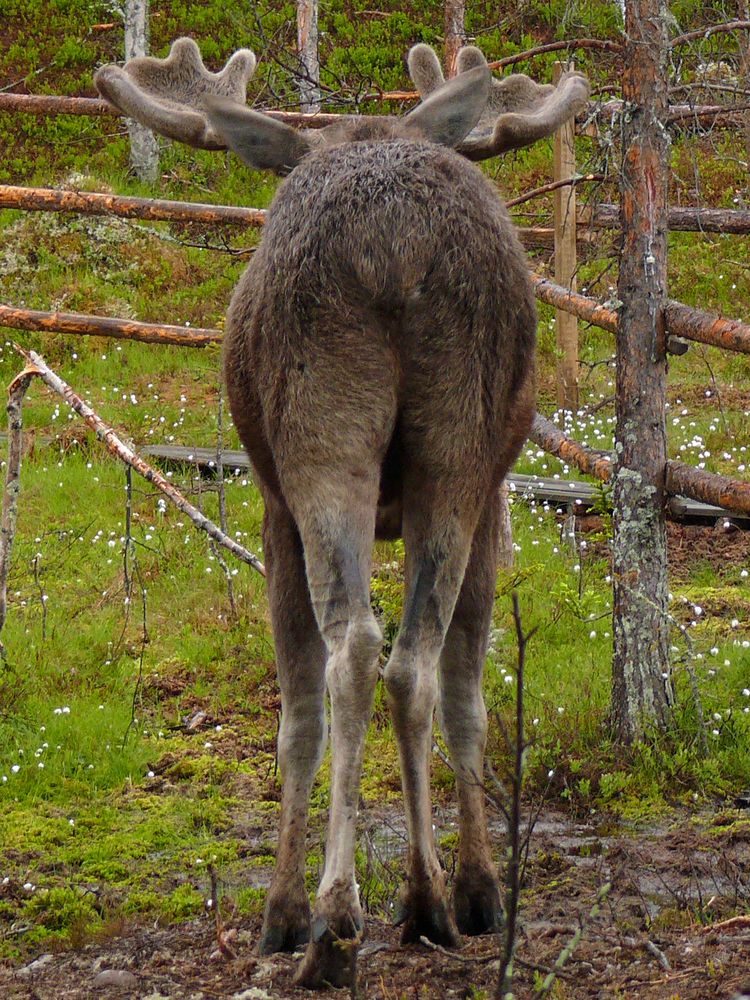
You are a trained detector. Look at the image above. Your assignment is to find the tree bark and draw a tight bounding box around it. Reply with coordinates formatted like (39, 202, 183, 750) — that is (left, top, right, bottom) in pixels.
(611, 0, 673, 743)
(123, 0, 159, 182)
(444, 0, 465, 78)
(553, 62, 579, 412)
(297, 0, 321, 113)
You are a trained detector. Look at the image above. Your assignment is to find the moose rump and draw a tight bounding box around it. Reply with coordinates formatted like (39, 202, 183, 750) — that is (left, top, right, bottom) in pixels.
(225, 137, 535, 547)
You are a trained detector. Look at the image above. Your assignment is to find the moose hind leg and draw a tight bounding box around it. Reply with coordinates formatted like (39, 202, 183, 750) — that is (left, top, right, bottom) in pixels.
(438, 492, 503, 935)
(258, 501, 327, 955)
(383, 487, 482, 948)
(290, 480, 383, 989)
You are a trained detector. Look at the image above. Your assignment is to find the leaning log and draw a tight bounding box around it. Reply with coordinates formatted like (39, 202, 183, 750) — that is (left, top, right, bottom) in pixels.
(663, 300, 750, 354)
(529, 274, 750, 354)
(0, 184, 266, 227)
(666, 462, 750, 515)
(529, 275, 619, 332)
(0, 305, 221, 348)
(529, 413, 612, 482)
(10, 347, 266, 576)
(531, 413, 750, 516)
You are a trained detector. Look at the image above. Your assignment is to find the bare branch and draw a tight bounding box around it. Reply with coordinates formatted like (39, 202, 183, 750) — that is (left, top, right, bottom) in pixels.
(9, 348, 265, 576)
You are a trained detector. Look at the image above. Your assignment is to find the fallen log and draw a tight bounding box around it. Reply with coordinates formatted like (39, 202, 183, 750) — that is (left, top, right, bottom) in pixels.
(664, 299, 750, 354)
(0, 305, 221, 348)
(0, 184, 266, 227)
(589, 202, 750, 235)
(529, 413, 613, 482)
(3, 91, 747, 136)
(0, 92, 347, 129)
(666, 461, 750, 515)
(0, 185, 566, 249)
(528, 276, 619, 333)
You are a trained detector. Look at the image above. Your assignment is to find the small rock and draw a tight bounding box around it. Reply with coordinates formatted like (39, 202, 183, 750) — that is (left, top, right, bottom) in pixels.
(17, 954, 54, 977)
(185, 709, 209, 732)
(92, 969, 139, 988)
(232, 990, 272, 1000)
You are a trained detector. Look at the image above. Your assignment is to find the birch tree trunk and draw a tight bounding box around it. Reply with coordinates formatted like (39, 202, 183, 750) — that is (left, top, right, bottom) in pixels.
(444, 0, 465, 78)
(611, 0, 673, 742)
(124, 0, 159, 182)
(297, 0, 321, 113)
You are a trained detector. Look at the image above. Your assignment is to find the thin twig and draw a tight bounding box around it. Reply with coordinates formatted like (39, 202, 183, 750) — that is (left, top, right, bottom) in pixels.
(532, 882, 612, 998)
(496, 593, 535, 1000)
(506, 174, 606, 210)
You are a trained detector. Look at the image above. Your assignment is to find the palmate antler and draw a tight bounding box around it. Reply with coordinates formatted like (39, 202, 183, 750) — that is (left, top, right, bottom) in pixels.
(407, 44, 591, 158)
(94, 38, 589, 169)
(94, 37, 257, 149)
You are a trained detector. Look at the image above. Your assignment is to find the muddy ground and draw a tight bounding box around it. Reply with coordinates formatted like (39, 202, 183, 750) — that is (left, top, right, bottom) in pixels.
(2, 805, 749, 1000)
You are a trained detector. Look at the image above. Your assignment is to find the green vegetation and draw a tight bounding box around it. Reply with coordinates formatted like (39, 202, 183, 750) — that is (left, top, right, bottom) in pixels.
(0, 0, 749, 963)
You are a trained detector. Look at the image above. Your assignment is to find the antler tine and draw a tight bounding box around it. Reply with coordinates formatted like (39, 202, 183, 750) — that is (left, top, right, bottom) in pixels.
(407, 43, 446, 97)
(95, 37, 257, 150)
(407, 43, 590, 159)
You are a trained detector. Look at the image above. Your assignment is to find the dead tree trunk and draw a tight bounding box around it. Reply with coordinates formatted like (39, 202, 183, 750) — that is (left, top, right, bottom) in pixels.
(611, 0, 673, 742)
(297, 0, 321, 113)
(444, 0, 466, 78)
(123, 0, 159, 182)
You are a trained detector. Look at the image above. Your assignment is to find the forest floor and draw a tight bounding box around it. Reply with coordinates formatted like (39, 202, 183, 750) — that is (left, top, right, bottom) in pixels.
(2, 802, 749, 999)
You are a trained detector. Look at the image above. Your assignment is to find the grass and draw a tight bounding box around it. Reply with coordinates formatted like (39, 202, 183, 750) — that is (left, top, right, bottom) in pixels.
(0, 0, 749, 963)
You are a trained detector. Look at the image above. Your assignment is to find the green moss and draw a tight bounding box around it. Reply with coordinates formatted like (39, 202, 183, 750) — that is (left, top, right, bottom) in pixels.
(161, 883, 205, 921)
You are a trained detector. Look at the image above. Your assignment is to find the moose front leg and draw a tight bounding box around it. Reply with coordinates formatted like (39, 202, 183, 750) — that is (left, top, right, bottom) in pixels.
(258, 504, 328, 955)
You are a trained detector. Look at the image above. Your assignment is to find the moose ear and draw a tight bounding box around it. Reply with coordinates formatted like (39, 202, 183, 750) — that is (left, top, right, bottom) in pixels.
(402, 64, 491, 147)
(204, 97, 312, 175)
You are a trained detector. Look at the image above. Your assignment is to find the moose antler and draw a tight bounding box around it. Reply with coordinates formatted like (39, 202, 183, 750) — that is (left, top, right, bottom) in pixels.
(407, 44, 590, 158)
(94, 37, 257, 149)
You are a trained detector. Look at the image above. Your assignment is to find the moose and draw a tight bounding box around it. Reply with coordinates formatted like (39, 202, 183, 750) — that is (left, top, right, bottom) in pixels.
(95, 39, 589, 988)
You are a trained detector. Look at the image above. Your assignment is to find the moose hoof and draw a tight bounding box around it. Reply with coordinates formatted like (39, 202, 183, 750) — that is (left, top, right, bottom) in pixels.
(257, 886, 311, 955)
(294, 910, 364, 989)
(452, 868, 504, 936)
(395, 880, 460, 947)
